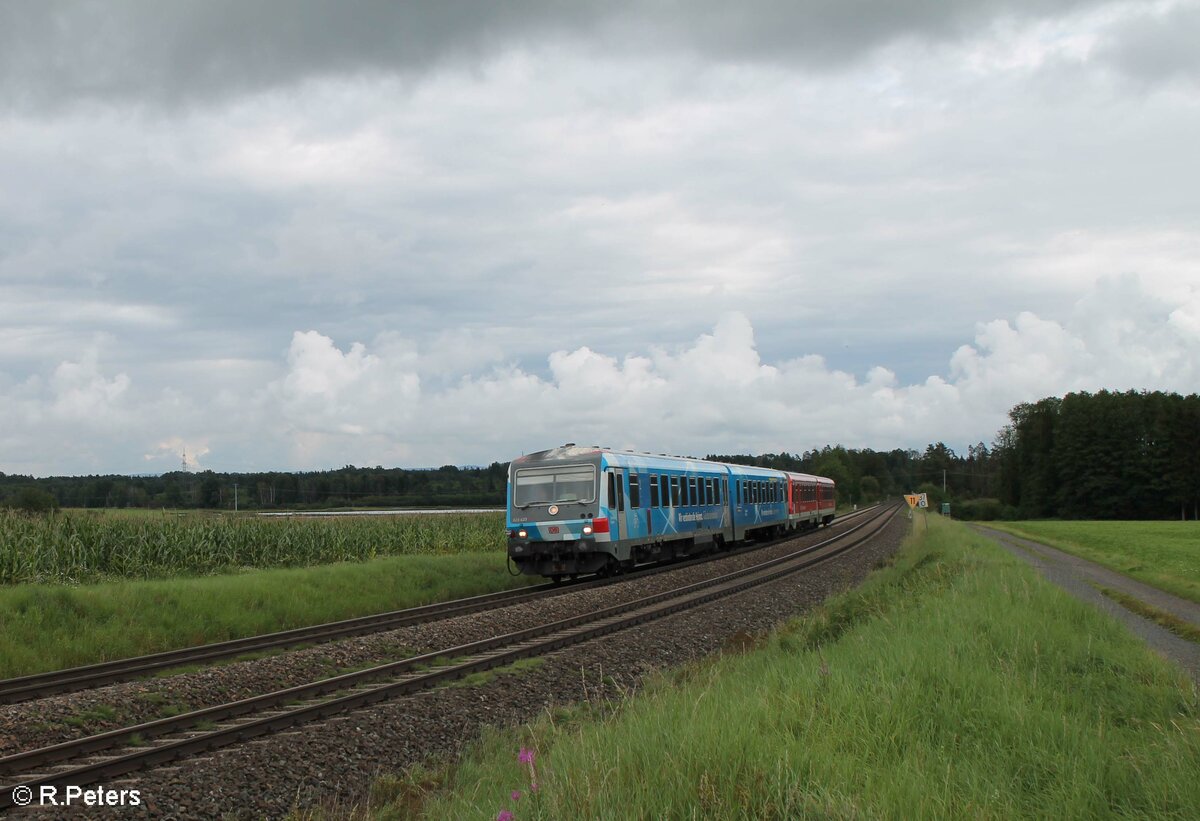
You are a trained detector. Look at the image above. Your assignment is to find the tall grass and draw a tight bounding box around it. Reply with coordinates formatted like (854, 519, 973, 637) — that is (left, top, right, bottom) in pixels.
(413, 516, 1199, 820)
(0, 510, 505, 584)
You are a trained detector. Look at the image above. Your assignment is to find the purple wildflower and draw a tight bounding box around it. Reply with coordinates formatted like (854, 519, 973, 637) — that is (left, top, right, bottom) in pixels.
(530, 782, 540, 793)
(518, 747, 535, 764)
(511, 790, 522, 802)
(497, 811, 514, 821)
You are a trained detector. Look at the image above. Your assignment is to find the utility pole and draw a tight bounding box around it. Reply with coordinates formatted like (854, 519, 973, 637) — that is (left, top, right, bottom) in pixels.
(943, 469, 946, 494)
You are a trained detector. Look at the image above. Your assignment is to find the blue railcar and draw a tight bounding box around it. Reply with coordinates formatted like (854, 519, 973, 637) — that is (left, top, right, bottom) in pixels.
(506, 444, 809, 579)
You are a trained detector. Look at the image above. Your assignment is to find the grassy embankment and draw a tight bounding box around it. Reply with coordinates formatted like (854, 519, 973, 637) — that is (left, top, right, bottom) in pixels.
(389, 515, 1198, 820)
(984, 520, 1200, 604)
(0, 511, 530, 680)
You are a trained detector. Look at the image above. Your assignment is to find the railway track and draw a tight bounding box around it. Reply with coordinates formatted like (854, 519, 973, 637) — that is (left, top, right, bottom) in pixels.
(0, 504, 896, 809)
(0, 506, 877, 706)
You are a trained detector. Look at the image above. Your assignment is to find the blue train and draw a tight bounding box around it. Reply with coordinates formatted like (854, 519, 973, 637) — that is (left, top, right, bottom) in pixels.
(506, 444, 836, 579)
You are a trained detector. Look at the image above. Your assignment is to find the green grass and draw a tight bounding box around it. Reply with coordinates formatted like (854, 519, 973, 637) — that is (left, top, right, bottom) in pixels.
(404, 515, 1199, 820)
(1094, 586, 1200, 644)
(0, 509, 506, 584)
(451, 657, 546, 689)
(0, 551, 536, 680)
(986, 520, 1200, 604)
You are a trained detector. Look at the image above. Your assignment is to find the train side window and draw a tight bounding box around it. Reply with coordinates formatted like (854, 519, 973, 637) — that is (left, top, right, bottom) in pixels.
(685, 477, 694, 506)
(649, 474, 660, 508)
(660, 474, 669, 506)
(615, 474, 625, 511)
(670, 476, 680, 507)
(715, 479, 722, 506)
(607, 472, 615, 510)
(629, 474, 641, 509)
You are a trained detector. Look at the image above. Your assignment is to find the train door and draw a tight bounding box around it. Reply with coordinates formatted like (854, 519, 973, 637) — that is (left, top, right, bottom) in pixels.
(607, 468, 629, 540)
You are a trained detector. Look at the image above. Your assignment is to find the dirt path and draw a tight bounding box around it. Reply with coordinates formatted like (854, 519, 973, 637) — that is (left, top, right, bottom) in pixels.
(973, 525, 1200, 685)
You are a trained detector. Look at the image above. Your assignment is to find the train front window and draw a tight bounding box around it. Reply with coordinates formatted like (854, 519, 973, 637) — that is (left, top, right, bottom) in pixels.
(513, 465, 597, 507)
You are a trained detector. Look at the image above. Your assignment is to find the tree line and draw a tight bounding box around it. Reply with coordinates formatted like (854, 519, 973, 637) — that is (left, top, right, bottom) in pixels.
(2, 390, 1195, 519)
(713, 390, 1199, 520)
(995, 390, 1200, 520)
(0, 463, 509, 512)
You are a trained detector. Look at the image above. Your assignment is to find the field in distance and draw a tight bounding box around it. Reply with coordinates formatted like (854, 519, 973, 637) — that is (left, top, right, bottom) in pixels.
(984, 520, 1200, 604)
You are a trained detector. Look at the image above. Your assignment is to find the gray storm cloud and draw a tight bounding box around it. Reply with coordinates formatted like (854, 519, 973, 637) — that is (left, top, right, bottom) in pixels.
(2, 0, 1101, 108)
(1, 0, 1198, 475)
(1096, 2, 1200, 86)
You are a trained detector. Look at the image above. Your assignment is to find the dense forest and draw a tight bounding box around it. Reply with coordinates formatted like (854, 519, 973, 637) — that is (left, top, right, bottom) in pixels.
(995, 390, 1200, 520)
(1, 390, 1196, 520)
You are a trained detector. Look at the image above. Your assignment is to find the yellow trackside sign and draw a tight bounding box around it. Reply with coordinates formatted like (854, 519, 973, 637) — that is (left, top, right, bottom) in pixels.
(905, 494, 920, 508)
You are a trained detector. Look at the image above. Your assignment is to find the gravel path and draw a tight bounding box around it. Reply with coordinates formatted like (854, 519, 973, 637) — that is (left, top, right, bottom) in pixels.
(974, 525, 1200, 684)
(7, 513, 905, 819)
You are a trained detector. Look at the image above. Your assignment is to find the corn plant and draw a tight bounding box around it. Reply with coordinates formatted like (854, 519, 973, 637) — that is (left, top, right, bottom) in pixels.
(0, 509, 506, 584)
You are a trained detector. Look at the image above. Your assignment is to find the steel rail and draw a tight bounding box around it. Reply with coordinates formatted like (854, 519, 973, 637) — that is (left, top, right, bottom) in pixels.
(0, 505, 897, 806)
(0, 506, 876, 705)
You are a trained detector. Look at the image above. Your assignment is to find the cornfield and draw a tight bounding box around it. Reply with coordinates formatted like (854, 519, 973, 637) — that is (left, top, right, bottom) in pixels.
(0, 509, 506, 584)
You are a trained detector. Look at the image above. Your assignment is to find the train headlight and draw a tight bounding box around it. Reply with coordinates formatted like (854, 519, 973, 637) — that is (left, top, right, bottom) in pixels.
(582, 525, 593, 535)
(518, 529, 527, 538)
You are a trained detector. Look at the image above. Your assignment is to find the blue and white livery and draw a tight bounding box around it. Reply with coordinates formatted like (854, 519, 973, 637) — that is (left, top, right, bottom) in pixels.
(506, 444, 835, 579)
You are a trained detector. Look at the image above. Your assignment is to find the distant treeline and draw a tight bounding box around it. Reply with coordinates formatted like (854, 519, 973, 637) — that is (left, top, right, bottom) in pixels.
(0, 464, 509, 511)
(1, 390, 1195, 519)
(709, 441, 995, 517)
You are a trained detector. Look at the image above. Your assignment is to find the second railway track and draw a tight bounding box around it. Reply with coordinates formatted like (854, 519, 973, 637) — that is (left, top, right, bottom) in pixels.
(0, 504, 897, 809)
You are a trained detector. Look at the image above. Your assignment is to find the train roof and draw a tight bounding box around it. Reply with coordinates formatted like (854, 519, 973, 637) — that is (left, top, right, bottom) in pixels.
(784, 471, 836, 486)
(512, 445, 833, 483)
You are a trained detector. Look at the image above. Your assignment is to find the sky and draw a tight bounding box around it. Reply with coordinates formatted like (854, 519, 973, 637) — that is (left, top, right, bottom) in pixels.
(1, 0, 1198, 476)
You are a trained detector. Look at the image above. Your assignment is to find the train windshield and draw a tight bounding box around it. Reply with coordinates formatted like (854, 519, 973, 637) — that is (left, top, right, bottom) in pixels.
(513, 465, 597, 507)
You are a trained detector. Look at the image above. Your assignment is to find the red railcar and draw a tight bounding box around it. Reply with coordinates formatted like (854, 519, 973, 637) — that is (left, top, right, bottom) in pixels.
(784, 472, 836, 529)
